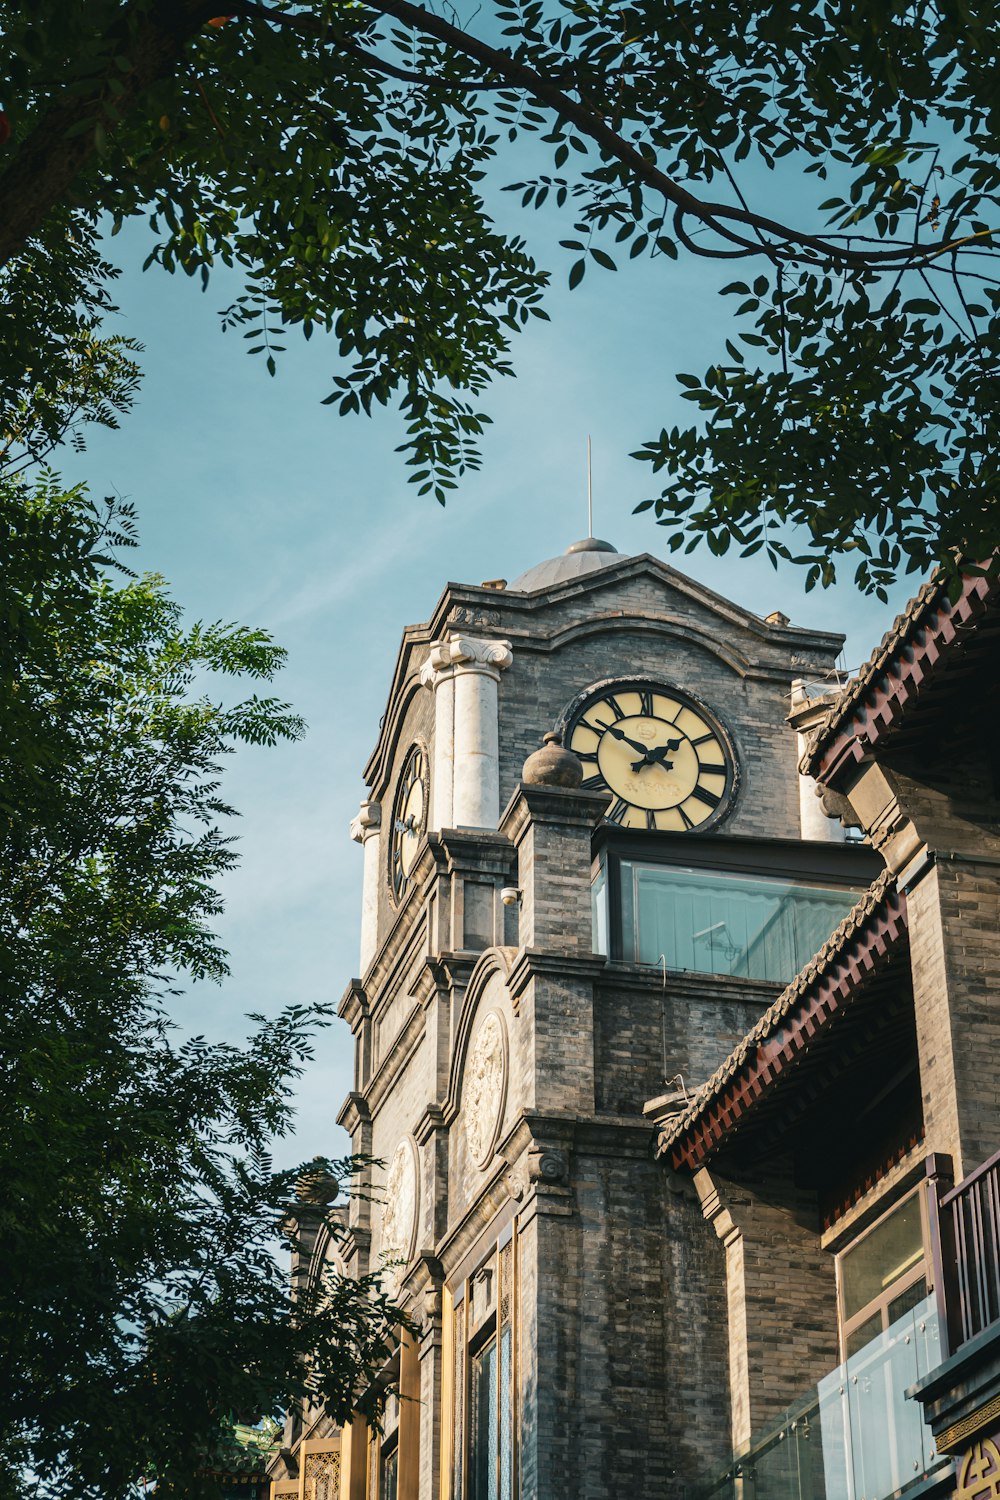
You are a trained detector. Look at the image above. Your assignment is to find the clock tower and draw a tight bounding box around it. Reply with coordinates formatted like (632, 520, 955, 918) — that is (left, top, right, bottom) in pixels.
(289, 536, 880, 1500)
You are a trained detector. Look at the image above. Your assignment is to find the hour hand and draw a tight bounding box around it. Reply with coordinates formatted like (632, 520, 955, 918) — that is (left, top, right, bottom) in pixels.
(631, 739, 682, 772)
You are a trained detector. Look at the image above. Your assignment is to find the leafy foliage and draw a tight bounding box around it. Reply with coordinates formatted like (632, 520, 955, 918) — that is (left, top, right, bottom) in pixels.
(3, 0, 1000, 584)
(0, 214, 142, 476)
(0, 475, 404, 1498)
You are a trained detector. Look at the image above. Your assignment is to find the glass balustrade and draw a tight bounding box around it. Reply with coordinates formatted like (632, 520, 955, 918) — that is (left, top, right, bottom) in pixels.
(618, 862, 861, 983)
(693, 1295, 946, 1500)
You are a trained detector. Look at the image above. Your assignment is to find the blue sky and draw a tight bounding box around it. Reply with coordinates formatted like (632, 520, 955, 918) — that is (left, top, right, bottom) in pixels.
(70, 181, 915, 1167)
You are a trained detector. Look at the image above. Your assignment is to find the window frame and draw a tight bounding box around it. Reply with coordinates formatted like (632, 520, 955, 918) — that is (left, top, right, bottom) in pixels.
(592, 831, 879, 968)
(365, 1348, 401, 1500)
(448, 1224, 518, 1500)
(835, 1184, 933, 1361)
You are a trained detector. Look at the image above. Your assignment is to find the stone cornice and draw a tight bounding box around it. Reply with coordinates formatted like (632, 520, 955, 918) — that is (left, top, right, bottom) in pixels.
(424, 558, 844, 659)
(412, 956, 447, 1010)
(336, 1091, 371, 1135)
(337, 1223, 371, 1271)
(413, 1103, 447, 1146)
(424, 827, 516, 878)
(595, 961, 782, 1009)
(499, 782, 611, 846)
(436, 951, 478, 990)
(337, 979, 368, 1029)
(507, 946, 607, 1000)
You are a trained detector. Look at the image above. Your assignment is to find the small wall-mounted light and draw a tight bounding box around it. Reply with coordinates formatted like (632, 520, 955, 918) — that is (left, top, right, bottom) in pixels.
(500, 886, 522, 907)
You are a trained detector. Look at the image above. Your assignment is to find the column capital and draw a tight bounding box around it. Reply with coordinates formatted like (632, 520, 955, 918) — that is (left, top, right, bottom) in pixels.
(420, 633, 513, 686)
(349, 798, 381, 845)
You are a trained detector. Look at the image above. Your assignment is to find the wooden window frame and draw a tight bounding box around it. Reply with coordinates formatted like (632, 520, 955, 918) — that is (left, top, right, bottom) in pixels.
(836, 1184, 933, 1360)
(446, 1223, 518, 1500)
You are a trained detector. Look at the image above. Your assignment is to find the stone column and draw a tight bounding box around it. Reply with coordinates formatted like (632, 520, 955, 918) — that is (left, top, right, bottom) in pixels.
(350, 799, 381, 974)
(420, 635, 513, 831)
(788, 681, 846, 842)
(420, 649, 455, 831)
(843, 757, 1000, 1174)
(696, 1161, 839, 1454)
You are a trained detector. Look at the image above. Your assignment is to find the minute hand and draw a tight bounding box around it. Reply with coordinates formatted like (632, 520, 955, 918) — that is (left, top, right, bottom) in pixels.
(602, 721, 660, 759)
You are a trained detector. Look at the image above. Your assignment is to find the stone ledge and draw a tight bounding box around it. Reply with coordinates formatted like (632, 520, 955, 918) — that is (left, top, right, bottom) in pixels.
(508, 946, 607, 999)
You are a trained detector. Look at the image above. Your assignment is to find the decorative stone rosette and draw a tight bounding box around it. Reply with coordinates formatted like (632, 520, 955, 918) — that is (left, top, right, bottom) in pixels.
(464, 1009, 508, 1168)
(378, 1136, 418, 1276)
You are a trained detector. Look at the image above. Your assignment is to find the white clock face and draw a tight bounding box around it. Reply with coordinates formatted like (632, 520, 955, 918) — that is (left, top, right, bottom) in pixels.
(390, 744, 428, 900)
(566, 682, 735, 831)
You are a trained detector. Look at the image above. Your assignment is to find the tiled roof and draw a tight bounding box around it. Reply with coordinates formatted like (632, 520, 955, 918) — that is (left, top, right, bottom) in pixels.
(800, 567, 997, 785)
(658, 868, 905, 1169)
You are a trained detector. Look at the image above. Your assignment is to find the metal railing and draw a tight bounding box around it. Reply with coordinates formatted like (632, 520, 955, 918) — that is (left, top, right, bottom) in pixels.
(692, 1296, 945, 1500)
(936, 1144, 1000, 1349)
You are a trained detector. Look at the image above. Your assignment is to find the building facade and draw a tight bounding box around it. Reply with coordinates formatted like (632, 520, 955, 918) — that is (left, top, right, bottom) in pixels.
(270, 544, 1000, 1500)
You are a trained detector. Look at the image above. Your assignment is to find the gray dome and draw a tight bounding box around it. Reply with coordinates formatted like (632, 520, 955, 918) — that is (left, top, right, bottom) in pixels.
(509, 537, 620, 592)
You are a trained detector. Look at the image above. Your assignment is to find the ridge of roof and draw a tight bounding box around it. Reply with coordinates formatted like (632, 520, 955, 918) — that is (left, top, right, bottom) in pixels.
(801, 564, 998, 781)
(656, 867, 900, 1162)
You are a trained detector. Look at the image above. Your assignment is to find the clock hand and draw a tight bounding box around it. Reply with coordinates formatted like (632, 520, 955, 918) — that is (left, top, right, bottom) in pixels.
(630, 739, 683, 772)
(602, 721, 656, 758)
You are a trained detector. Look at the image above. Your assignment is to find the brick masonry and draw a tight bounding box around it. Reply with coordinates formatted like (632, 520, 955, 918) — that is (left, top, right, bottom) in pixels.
(327, 549, 856, 1500)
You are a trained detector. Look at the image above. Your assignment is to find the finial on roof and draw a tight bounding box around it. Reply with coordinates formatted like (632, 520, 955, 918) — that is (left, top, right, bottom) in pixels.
(522, 730, 584, 788)
(565, 537, 617, 555)
(295, 1157, 338, 1206)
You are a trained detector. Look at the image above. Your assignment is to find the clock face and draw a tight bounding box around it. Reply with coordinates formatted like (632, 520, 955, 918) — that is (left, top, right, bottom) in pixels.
(390, 744, 428, 901)
(565, 681, 735, 831)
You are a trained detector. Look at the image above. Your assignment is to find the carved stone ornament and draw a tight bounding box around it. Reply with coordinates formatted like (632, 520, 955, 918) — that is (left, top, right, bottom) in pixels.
(419, 634, 513, 687)
(447, 604, 502, 630)
(464, 1009, 508, 1168)
(379, 1137, 418, 1271)
(349, 799, 381, 845)
(527, 1147, 568, 1185)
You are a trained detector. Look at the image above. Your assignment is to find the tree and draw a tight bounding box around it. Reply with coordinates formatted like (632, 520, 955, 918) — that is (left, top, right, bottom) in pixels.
(2, 0, 1000, 593)
(0, 472, 404, 1499)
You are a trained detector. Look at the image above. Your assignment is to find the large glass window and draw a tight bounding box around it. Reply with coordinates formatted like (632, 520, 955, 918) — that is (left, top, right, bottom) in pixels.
(619, 860, 861, 983)
(838, 1189, 930, 1358)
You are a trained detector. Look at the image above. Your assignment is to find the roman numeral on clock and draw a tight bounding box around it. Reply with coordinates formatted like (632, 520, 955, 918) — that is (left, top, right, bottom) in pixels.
(691, 784, 722, 809)
(581, 773, 607, 791)
(581, 717, 610, 737)
(606, 798, 629, 824)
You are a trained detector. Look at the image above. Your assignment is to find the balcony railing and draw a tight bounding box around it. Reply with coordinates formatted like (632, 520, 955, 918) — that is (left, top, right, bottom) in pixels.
(935, 1145, 1000, 1351)
(693, 1295, 946, 1500)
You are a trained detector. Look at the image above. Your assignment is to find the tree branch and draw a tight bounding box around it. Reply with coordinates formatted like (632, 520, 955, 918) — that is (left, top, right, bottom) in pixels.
(245, 0, 997, 273)
(0, 0, 221, 268)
